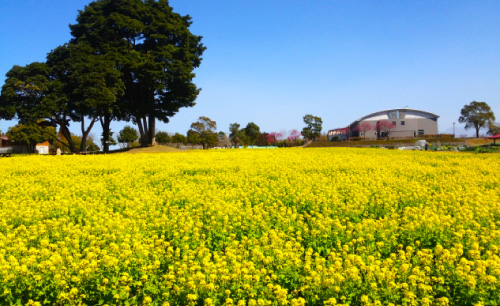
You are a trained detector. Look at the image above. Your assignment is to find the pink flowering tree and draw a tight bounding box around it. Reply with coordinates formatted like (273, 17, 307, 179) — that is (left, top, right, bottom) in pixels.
(287, 129, 301, 144)
(354, 122, 373, 139)
(375, 120, 396, 138)
(267, 132, 283, 145)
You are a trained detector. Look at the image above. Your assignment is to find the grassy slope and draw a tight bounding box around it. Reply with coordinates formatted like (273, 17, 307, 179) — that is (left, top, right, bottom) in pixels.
(123, 145, 181, 154)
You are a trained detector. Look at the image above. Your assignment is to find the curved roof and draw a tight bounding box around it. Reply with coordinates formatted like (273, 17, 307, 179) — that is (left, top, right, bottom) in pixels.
(350, 108, 439, 126)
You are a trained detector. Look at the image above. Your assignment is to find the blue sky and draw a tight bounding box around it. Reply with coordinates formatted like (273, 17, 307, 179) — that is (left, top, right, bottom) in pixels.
(1, 0, 499, 141)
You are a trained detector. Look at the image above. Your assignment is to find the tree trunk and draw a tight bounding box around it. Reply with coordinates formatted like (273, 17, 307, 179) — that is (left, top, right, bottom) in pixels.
(148, 115, 156, 146)
(80, 117, 97, 152)
(59, 124, 76, 153)
(136, 116, 145, 146)
(100, 114, 111, 153)
(80, 118, 87, 152)
(40, 128, 72, 152)
(28, 141, 36, 154)
(141, 116, 149, 147)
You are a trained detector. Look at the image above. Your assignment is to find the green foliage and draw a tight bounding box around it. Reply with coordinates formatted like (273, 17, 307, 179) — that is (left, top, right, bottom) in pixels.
(0, 62, 78, 153)
(301, 114, 322, 140)
(461, 144, 500, 153)
(229, 123, 241, 147)
(190, 116, 218, 149)
(1, 0, 205, 151)
(101, 130, 117, 148)
(244, 122, 260, 145)
(155, 131, 171, 145)
(187, 129, 201, 145)
(459, 101, 496, 138)
(6, 122, 56, 153)
(118, 126, 139, 148)
(71, 134, 100, 152)
(488, 122, 500, 135)
(171, 133, 187, 148)
(70, 0, 206, 146)
(238, 129, 249, 146)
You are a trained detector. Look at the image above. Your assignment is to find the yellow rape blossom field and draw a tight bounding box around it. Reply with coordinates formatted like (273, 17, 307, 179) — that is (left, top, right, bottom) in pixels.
(0, 148, 499, 306)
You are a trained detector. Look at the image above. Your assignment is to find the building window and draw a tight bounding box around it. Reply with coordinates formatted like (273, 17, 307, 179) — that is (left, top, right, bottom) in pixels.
(401, 121, 405, 125)
(418, 129, 424, 135)
(392, 121, 396, 126)
(389, 111, 396, 119)
(398, 111, 405, 119)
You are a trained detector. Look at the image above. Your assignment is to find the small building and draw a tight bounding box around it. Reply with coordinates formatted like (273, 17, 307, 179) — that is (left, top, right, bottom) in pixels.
(36, 141, 50, 154)
(0, 136, 50, 154)
(0, 136, 10, 147)
(328, 108, 439, 141)
(327, 127, 350, 141)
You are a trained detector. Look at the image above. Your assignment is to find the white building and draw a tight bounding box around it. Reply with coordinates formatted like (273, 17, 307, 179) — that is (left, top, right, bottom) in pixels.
(328, 108, 439, 141)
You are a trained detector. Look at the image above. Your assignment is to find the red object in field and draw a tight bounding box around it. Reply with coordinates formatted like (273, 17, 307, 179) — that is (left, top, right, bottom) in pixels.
(488, 134, 500, 144)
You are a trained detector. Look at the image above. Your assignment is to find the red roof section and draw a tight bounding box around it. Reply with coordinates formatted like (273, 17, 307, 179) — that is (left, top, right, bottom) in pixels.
(488, 134, 500, 139)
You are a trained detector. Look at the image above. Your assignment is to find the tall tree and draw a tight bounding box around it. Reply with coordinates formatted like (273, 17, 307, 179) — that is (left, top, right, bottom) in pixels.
(459, 101, 496, 138)
(187, 129, 201, 147)
(301, 114, 322, 140)
(229, 123, 241, 148)
(244, 122, 260, 145)
(190, 116, 218, 149)
(70, 0, 206, 147)
(101, 130, 117, 148)
(47, 43, 124, 153)
(0, 62, 79, 152)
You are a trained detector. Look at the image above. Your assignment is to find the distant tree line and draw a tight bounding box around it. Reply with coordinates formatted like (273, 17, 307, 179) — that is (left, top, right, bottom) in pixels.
(120, 115, 315, 150)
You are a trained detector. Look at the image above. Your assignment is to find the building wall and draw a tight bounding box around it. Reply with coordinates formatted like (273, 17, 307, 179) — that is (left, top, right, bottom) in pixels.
(36, 145, 49, 154)
(359, 118, 438, 140)
(329, 109, 439, 141)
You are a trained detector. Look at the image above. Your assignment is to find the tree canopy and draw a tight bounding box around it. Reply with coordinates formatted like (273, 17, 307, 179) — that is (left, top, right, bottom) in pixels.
(171, 132, 186, 148)
(155, 131, 171, 145)
(0, 0, 205, 153)
(229, 123, 241, 148)
(70, 0, 206, 147)
(0, 62, 79, 152)
(301, 114, 322, 140)
(488, 122, 500, 136)
(244, 122, 260, 145)
(6, 122, 56, 154)
(459, 101, 496, 138)
(190, 116, 218, 149)
(118, 125, 139, 148)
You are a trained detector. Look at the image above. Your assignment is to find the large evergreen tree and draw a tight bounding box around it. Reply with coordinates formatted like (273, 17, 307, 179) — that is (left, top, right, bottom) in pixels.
(47, 43, 125, 152)
(70, 0, 206, 147)
(0, 62, 79, 152)
(1, 34, 124, 154)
